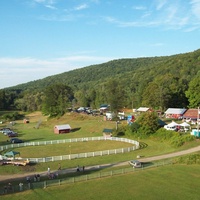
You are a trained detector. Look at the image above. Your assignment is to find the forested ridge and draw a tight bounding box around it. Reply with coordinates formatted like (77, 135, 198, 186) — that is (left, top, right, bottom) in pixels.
(1, 49, 200, 116)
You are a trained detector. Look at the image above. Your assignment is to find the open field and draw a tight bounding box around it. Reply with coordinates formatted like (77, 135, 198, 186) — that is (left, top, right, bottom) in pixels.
(0, 111, 200, 175)
(1, 111, 200, 199)
(1, 165, 200, 200)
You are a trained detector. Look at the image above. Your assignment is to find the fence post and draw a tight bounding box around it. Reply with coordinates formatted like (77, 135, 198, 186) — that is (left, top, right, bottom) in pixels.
(44, 181, 46, 188)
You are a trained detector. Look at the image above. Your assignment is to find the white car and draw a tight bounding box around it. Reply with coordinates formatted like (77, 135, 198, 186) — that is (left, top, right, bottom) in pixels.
(129, 160, 142, 168)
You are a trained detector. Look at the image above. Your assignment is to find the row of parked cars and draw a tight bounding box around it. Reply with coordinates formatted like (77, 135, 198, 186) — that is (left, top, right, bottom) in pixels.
(0, 128, 23, 143)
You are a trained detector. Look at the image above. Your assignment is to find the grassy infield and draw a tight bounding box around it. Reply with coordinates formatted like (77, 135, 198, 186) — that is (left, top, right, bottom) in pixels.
(1, 111, 200, 199)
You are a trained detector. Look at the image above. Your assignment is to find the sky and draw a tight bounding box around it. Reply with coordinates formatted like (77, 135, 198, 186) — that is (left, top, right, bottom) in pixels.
(0, 0, 200, 89)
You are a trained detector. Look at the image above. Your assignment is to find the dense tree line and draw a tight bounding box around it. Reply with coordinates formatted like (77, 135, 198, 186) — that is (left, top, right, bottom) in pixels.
(1, 49, 200, 115)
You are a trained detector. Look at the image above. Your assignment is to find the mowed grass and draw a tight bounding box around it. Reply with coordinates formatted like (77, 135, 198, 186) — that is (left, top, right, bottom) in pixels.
(1, 111, 200, 175)
(0, 112, 116, 145)
(1, 165, 200, 200)
(6, 141, 133, 158)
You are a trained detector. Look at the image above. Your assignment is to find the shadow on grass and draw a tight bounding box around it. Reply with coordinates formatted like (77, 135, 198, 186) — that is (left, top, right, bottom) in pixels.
(142, 162, 154, 167)
(71, 127, 81, 132)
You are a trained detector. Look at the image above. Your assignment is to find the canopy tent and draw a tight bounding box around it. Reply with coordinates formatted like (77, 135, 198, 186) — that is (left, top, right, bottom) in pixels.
(180, 122, 191, 127)
(167, 121, 179, 127)
(4, 151, 20, 159)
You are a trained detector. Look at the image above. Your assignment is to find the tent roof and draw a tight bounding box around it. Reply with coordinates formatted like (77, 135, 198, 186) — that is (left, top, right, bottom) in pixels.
(4, 151, 20, 157)
(137, 107, 149, 112)
(165, 108, 187, 115)
(167, 121, 179, 127)
(54, 124, 71, 130)
(180, 122, 190, 127)
(103, 128, 113, 133)
(183, 109, 198, 119)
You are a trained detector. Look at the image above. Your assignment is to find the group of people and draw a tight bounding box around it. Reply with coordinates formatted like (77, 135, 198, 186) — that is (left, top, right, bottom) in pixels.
(2, 164, 87, 194)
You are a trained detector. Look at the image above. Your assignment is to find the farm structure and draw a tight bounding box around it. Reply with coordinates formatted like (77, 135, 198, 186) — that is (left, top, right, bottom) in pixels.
(183, 109, 199, 120)
(102, 128, 113, 138)
(54, 124, 71, 134)
(164, 108, 187, 119)
(136, 107, 151, 112)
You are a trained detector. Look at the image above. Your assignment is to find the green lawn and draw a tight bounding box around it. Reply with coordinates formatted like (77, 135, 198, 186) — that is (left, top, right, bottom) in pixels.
(4, 141, 133, 157)
(1, 112, 200, 175)
(1, 165, 200, 200)
(1, 112, 200, 199)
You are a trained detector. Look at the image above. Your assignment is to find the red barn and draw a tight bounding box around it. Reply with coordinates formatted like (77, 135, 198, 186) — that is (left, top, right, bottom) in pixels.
(54, 124, 71, 134)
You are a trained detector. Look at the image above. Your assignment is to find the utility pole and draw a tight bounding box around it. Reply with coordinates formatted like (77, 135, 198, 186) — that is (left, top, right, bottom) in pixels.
(197, 107, 200, 135)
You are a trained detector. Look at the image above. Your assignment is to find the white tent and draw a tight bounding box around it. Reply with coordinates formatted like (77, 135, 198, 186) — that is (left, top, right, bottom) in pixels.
(167, 121, 179, 127)
(180, 122, 190, 127)
(164, 121, 179, 131)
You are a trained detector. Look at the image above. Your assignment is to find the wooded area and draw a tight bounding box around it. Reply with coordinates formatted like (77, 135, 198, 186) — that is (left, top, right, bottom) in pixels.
(0, 49, 200, 116)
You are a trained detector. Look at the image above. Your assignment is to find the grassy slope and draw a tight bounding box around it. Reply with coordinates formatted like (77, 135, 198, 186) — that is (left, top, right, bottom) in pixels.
(1, 111, 200, 175)
(1, 165, 200, 200)
(1, 112, 200, 199)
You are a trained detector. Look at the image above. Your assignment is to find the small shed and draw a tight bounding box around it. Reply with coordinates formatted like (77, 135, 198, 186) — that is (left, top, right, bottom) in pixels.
(137, 107, 150, 112)
(100, 104, 109, 112)
(103, 128, 113, 138)
(54, 124, 71, 134)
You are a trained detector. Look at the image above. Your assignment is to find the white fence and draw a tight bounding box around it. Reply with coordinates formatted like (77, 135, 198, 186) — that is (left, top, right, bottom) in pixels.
(0, 160, 173, 195)
(0, 137, 139, 163)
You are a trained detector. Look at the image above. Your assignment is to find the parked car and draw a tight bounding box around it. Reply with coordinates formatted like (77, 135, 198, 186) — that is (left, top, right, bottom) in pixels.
(0, 128, 11, 134)
(3, 130, 14, 136)
(10, 138, 23, 144)
(129, 160, 142, 168)
(7, 132, 18, 137)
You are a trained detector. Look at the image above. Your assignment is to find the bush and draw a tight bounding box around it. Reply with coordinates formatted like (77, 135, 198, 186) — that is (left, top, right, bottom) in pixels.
(170, 135, 184, 147)
(112, 126, 126, 137)
(170, 134, 195, 148)
(2, 112, 24, 121)
(175, 154, 200, 165)
(154, 128, 178, 141)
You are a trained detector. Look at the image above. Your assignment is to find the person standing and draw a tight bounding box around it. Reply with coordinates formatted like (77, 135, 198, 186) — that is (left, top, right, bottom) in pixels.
(47, 167, 50, 174)
(19, 182, 23, 191)
(58, 163, 61, 170)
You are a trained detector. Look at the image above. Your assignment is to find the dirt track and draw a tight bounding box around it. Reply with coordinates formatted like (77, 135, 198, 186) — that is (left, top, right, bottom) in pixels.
(1, 145, 200, 183)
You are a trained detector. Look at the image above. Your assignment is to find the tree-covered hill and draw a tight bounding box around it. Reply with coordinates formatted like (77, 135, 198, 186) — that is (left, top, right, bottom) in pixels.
(2, 49, 200, 113)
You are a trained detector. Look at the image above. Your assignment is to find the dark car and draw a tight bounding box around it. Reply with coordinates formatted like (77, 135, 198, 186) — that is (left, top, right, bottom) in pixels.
(10, 138, 23, 144)
(7, 132, 18, 137)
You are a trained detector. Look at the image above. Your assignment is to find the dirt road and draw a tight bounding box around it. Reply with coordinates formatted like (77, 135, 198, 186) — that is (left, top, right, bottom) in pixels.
(1, 145, 200, 183)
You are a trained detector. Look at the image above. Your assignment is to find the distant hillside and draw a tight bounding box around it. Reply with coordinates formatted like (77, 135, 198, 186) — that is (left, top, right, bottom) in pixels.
(7, 49, 200, 92)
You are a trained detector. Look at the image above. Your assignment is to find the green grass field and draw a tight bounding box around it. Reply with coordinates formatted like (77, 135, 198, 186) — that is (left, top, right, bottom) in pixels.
(0, 111, 180, 175)
(1, 165, 200, 200)
(1, 111, 200, 199)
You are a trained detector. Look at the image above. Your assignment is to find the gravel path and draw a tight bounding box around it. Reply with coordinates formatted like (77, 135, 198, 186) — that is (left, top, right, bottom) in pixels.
(1, 145, 200, 183)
